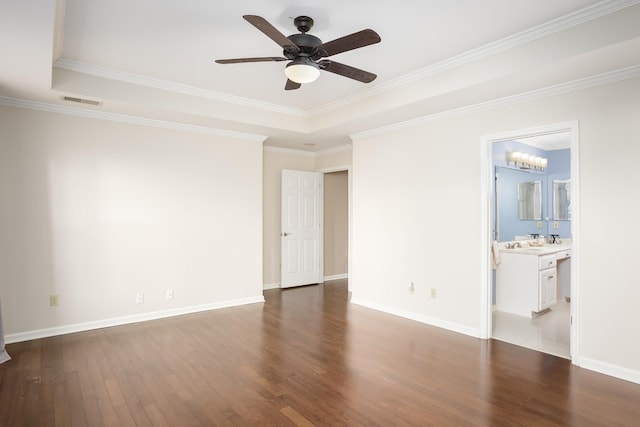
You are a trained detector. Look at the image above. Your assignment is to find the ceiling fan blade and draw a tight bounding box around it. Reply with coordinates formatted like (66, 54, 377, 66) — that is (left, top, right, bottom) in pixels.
(215, 57, 287, 64)
(285, 79, 301, 91)
(318, 60, 377, 83)
(243, 15, 300, 54)
(316, 29, 381, 58)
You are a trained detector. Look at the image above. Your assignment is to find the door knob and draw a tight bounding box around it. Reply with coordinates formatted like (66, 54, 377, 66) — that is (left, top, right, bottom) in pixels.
(282, 232, 291, 237)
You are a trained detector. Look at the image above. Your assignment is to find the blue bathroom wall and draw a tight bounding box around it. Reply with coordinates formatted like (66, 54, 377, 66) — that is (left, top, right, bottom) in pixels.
(492, 141, 571, 241)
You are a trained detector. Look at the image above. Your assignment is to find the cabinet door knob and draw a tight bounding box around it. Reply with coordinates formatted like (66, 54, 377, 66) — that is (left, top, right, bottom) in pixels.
(548, 275, 554, 279)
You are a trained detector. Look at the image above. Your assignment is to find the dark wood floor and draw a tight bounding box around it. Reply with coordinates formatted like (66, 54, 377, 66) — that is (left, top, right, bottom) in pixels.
(2, 280, 640, 426)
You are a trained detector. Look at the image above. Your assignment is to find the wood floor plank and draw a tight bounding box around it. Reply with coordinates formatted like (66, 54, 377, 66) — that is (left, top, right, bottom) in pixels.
(143, 402, 170, 427)
(53, 380, 71, 427)
(280, 406, 315, 427)
(64, 370, 90, 426)
(2, 279, 640, 426)
(104, 377, 125, 407)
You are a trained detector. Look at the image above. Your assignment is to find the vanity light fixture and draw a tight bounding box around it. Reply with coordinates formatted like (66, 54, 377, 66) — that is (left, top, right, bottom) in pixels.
(509, 151, 547, 171)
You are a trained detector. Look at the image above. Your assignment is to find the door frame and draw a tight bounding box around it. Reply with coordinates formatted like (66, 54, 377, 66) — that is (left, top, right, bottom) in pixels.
(317, 165, 351, 292)
(479, 121, 581, 364)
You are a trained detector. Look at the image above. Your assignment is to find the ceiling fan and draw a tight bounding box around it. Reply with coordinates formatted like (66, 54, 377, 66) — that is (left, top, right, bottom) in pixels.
(215, 15, 381, 90)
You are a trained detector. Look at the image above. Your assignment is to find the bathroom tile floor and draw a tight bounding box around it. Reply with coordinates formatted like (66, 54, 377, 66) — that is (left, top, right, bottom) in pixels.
(492, 300, 571, 359)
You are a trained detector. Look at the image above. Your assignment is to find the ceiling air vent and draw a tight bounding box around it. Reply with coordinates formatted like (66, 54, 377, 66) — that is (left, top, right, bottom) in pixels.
(61, 96, 102, 106)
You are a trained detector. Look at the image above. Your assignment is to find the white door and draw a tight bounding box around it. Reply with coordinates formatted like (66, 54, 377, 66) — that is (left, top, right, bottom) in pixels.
(281, 170, 323, 288)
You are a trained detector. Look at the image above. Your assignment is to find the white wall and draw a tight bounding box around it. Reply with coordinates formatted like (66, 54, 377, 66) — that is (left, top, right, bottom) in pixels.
(0, 106, 264, 340)
(351, 77, 640, 382)
(315, 148, 352, 172)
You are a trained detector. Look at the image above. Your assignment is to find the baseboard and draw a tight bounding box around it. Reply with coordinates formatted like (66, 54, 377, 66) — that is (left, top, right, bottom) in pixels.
(324, 274, 348, 282)
(5, 295, 265, 344)
(578, 357, 640, 385)
(263, 275, 347, 290)
(350, 297, 481, 338)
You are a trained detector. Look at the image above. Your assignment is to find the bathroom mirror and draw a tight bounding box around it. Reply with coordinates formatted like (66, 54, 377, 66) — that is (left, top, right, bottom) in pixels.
(495, 167, 548, 241)
(518, 181, 542, 220)
(553, 179, 571, 220)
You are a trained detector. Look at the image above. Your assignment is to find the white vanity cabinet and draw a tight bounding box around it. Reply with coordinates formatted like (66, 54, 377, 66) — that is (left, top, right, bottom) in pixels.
(496, 251, 558, 317)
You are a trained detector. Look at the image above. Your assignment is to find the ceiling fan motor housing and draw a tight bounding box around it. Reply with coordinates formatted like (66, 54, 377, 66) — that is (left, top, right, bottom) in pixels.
(286, 33, 323, 58)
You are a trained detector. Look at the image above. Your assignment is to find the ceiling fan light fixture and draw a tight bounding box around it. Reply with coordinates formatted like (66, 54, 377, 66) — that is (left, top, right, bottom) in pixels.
(284, 57, 320, 84)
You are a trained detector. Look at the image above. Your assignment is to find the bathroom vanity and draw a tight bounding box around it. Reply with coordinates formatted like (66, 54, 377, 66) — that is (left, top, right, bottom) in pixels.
(496, 243, 571, 318)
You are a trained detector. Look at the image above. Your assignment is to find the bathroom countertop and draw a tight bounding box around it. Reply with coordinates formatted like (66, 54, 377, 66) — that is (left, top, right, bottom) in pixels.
(498, 241, 571, 256)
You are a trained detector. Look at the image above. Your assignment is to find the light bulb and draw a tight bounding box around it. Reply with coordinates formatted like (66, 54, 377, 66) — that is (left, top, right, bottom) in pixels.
(285, 58, 320, 84)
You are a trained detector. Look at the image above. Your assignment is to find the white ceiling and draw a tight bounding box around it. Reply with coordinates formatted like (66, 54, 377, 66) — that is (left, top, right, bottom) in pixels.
(517, 132, 571, 150)
(2, 0, 640, 151)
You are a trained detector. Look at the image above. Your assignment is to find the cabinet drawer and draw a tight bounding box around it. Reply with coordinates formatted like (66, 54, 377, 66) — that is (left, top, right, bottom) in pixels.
(539, 254, 557, 270)
(556, 250, 572, 260)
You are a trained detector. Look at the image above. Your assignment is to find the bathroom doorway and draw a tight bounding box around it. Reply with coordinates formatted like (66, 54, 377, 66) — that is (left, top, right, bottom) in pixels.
(481, 122, 580, 361)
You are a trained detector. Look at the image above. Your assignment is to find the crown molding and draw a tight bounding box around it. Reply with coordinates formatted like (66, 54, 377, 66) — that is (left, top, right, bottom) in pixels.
(264, 143, 352, 158)
(263, 146, 316, 157)
(315, 144, 353, 156)
(351, 64, 640, 141)
(0, 96, 267, 142)
(54, 58, 309, 119)
(311, 0, 640, 116)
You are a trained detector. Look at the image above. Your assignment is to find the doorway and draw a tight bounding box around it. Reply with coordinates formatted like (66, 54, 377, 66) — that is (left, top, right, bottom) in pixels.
(481, 121, 580, 362)
(318, 166, 350, 290)
(323, 170, 349, 282)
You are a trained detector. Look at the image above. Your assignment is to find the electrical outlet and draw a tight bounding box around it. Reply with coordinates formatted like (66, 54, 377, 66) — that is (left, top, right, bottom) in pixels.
(408, 282, 415, 293)
(537, 221, 543, 228)
(430, 288, 437, 299)
(49, 295, 59, 307)
(166, 289, 174, 300)
(553, 221, 559, 229)
(136, 292, 144, 304)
